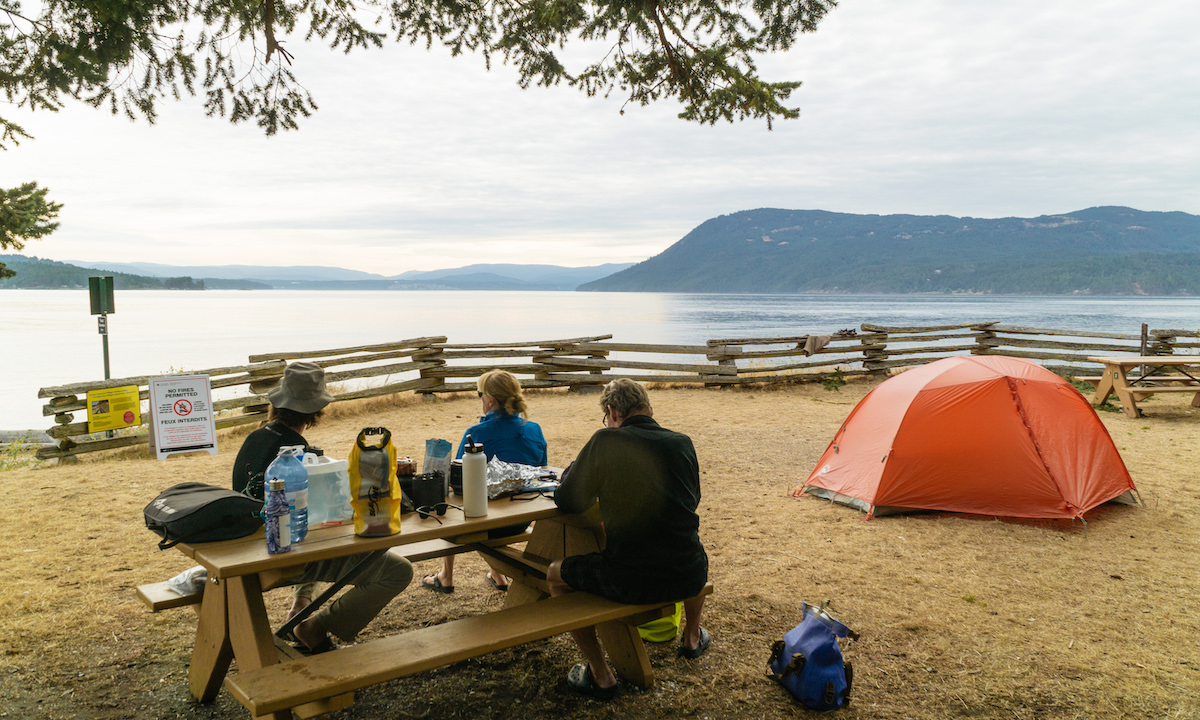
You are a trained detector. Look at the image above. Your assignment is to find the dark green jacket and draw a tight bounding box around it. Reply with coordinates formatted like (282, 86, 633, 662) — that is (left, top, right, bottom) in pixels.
(556, 415, 707, 589)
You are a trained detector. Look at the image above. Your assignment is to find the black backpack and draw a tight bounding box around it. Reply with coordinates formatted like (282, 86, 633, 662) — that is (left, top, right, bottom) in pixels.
(144, 482, 264, 550)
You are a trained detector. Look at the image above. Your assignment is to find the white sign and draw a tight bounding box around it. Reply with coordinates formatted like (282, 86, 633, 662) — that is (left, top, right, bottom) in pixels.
(149, 375, 218, 460)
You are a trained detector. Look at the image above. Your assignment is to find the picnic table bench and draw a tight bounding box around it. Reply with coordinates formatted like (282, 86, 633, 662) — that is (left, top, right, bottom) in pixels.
(140, 491, 712, 719)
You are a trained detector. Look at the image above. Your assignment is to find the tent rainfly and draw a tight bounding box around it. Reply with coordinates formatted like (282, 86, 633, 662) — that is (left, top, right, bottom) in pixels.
(799, 356, 1140, 520)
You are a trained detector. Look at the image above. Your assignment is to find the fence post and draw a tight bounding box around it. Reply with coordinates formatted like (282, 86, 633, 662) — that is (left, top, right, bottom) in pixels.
(704, 344, 738, 388)
(972, 323, 996, 356)
(861, 330, 888, 376)
(1148, 330, 1176, 357)
(416, 341, 447, 397)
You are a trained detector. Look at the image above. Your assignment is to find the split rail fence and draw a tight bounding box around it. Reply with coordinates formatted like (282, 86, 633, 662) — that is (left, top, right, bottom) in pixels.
(34, 323, 1200, 460)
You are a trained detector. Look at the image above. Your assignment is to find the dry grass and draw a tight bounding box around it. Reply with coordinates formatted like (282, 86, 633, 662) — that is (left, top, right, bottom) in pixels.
(1, 379, 1198, 720)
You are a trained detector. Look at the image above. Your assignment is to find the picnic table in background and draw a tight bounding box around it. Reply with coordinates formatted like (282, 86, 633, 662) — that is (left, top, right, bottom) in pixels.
(1084, 355, 1200, 417)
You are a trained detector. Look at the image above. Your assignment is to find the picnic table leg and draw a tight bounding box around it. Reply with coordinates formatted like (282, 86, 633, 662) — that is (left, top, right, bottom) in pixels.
(504, 513, 604, 609)
(1114, 385, 1141, 418)
(188, 578, 233, 702)
(1091, 366, 1116, 405)
(226, 575, 293, 720)
(596, 620, 655, 688)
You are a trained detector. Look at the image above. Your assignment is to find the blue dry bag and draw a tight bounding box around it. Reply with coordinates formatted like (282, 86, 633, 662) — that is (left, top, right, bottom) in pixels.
(767, 601, 857, 711)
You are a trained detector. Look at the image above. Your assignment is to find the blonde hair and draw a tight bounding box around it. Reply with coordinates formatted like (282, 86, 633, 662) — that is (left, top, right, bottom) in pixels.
(599, 378, 652, 419)
(478, 370, 528, 417)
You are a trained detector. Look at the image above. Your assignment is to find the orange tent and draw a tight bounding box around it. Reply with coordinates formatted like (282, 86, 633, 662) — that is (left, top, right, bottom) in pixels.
(800, 356, 1138, 520)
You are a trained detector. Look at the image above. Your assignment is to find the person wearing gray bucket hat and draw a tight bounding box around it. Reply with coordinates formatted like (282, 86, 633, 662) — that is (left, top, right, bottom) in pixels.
(267, 361, 334, 414)
(232, 361, 413, 654)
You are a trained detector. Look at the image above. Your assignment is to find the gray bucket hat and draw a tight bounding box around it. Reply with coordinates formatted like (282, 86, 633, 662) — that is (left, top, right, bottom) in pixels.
(268, 362, 334, 413)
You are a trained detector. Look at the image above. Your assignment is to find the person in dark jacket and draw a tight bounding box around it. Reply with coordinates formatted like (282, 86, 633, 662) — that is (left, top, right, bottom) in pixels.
(232, 362, 413, 653)
(547, 379, 710, 700)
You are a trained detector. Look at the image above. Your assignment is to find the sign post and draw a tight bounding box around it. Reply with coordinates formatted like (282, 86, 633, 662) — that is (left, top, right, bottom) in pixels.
(88, 276, 115, 380)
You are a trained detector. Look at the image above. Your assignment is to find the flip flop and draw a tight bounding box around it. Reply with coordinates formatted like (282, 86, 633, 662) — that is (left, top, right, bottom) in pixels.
(679, 627, 711, 659)
(294, 637, 338, 655)
(566, 663, 618, 700)
(486, 574, 509, 592)
(422, 574, 454, 594)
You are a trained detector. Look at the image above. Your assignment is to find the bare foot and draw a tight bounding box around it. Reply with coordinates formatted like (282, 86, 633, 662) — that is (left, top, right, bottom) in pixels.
(294, 616, 329, 652)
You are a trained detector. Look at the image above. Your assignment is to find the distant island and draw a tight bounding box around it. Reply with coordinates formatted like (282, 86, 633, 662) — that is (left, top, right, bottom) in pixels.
(0, 258, 634, 292)
(7, 206, 1200, 294)
(0, 256, 264, 290)
(580, 206, 1200, 294)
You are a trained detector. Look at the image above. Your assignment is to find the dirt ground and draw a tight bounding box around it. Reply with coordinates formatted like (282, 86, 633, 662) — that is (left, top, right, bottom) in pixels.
(1, 379, 1198, 720)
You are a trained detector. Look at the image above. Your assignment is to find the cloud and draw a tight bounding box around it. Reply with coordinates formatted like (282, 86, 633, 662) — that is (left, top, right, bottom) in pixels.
(2, 0, 1197, 272)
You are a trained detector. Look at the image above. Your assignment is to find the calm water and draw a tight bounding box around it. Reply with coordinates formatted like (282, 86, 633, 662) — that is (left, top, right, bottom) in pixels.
(3, 289, 1199, 431)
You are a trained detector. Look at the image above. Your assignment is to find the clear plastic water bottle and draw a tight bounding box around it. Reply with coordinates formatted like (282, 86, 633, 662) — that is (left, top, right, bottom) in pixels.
(265, 478, 292, 554)
(266, 445, 308, 543)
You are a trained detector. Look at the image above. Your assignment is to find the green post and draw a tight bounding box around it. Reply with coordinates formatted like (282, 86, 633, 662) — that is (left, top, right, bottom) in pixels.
(88, 277, 115, 380)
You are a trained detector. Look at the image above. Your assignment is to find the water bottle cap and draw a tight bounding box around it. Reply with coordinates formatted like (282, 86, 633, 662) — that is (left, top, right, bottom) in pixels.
(269, 478, 286, 491)
(465, 434, 483, 454)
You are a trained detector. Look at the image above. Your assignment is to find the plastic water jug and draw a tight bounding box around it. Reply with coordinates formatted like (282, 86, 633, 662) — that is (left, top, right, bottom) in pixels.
(303, 452, 353, 527)
(266, 446, 308, 542)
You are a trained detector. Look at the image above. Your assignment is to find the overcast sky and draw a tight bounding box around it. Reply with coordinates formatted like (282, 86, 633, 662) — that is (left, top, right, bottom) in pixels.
(3, 0, 1197, 275)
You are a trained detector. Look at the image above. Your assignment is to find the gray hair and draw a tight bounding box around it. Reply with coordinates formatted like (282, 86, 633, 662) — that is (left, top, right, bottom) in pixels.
(599, 378, 652, 419)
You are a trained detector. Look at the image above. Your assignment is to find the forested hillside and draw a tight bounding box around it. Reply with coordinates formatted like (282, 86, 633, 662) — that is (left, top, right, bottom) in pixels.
(580, 207, 1200, 294)
(0, 256, 266, 290)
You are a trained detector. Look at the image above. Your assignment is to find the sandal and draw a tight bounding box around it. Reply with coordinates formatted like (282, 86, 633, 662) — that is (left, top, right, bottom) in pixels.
(679, 627, 711, 659)
(295, 637, 338, 655)
(422, 574, 454, 594)
(566, 663, 618, 700)
(486, 574, 509, 592)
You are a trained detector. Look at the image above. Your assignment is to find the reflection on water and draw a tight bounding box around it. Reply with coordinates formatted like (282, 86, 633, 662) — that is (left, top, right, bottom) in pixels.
(3, 289, 1200, 429)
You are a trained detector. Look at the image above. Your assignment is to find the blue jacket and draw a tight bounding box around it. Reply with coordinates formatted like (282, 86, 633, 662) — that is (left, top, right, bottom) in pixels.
(456, 410, 548, 466)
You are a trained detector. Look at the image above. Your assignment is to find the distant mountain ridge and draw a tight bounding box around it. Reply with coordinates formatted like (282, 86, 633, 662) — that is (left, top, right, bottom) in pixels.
(579, 206, 1200, 294)
(49, 260, 636, 291)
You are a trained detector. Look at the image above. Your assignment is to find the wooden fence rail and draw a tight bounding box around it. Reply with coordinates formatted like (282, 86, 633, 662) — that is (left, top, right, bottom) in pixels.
(34, 323, 1198, 460)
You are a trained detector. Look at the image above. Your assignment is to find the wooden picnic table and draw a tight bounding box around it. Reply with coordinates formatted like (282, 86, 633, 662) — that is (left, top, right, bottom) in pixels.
(1086, 355, 1200, 418)
(165, 487, 697, 719)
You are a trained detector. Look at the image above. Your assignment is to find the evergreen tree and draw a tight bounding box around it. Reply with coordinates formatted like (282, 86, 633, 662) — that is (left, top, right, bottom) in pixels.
(1, 0, 837, 277)
(2, 0, 838, 140)
(0, 182, 61, 279)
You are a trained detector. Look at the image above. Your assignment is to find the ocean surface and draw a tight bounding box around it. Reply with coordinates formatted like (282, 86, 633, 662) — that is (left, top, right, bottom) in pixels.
(4, 289, 1200, 432)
